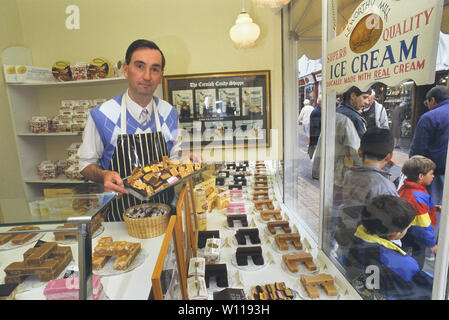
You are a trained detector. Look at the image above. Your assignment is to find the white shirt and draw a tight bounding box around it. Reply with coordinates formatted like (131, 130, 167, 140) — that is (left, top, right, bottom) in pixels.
(77, 94, 181, 172)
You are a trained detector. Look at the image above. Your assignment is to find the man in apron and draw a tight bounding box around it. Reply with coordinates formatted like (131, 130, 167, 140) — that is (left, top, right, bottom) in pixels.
(78, 39, 182, 221)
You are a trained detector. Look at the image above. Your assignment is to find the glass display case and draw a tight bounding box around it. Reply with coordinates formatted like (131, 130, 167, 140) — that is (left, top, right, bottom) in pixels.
(0, 192, 116, 299)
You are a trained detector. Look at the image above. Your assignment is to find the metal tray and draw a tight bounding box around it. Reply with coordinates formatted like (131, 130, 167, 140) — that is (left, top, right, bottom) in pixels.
(124, 165, 206, 201)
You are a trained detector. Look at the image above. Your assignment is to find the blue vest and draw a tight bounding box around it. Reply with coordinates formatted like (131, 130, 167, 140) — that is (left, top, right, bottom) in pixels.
(90, 94, 179, 169)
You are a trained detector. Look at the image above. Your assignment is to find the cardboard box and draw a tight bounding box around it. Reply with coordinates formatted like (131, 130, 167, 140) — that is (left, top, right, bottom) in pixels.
(15, 65, 55, 82)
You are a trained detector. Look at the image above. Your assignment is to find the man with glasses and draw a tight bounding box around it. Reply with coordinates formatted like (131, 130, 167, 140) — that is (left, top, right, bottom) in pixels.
(410, 85, 449, 207)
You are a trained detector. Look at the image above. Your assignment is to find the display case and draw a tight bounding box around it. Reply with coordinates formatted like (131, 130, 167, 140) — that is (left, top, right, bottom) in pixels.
(0, 192, 116, 299)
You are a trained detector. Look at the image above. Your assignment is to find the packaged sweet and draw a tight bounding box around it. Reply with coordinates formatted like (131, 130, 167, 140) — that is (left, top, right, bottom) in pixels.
(43, 275, 104, 300)
(188, 257, 205, 277)
(67, 142, 82, 157)
(52, 61, 72, 82)
(88, 58, 112, 79)
(70, 62, 89, 81)
(29, 116, 49, 134)
(187, 276, 208, 300)
(37, 160, 56, 180)
(204, 238, 221, 264)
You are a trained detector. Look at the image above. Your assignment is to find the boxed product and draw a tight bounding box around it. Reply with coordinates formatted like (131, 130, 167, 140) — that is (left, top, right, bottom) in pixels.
(29, 116, 49, 134)
(43, 275, 104, 300)
(71, 117, 86, 133)
(188, 257, 205, 277)
(215, 191, 230, 210)
(204, 238, 221, 264)
(70, 62, 89, 81)
(3, 65, 17, 82)
(58, 119, 73, 133)
(15, 65, 54, 82)
(65, 164, 83, 180)
(187, 276, 208, 300)
(37, 160, 56, 180)
(67, 143, 82, 157)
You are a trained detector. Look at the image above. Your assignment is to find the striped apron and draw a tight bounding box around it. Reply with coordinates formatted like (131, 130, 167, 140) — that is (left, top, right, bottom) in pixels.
(105, 92, 174, 221)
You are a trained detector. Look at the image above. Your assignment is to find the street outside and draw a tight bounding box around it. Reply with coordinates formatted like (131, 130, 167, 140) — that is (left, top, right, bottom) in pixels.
(294, 125, 435, 274)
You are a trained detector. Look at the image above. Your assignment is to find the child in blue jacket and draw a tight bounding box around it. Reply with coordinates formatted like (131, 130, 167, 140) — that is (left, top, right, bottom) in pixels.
(348, 195, 433, 300)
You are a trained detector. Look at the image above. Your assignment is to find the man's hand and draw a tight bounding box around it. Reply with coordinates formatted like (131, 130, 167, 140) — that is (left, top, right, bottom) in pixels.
(190, 152, 204, 163)
(435, 205, 442, 212)
(430, 245, 438, 254)
(103, 170, 128, 197)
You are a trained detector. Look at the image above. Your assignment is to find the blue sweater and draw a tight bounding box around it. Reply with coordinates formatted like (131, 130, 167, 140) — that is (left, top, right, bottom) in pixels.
(410, 98, 449, 175)
(349, 226, 433, 300)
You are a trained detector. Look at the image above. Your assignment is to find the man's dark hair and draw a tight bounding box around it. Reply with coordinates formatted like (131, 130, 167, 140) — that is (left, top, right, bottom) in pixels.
(343, 86, 369, 103)
(125, 39, 165, 70)
(426, 85, 449, 104)
(360, 128, 394, 161)
(361, 195, 415, 237)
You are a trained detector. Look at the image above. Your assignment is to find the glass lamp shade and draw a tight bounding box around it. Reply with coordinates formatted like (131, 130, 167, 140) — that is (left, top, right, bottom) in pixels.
(252, 0, 291, 8)
(229, 11, 260, 49)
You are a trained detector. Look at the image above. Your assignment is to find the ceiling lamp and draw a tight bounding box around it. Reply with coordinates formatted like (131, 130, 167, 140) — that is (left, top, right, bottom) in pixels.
(229, 8, 260, 49)
(251, 0, 291, 8)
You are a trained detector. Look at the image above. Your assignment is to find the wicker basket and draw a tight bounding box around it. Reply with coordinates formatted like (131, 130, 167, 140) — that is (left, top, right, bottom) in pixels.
(123, 203, 171, 239)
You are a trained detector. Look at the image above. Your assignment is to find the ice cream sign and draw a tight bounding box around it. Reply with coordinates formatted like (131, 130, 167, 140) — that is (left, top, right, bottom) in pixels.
(326, 0, 443, 92)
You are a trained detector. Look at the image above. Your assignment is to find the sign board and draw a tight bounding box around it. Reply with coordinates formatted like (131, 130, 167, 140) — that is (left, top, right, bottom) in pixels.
(326, 0, 443, 92)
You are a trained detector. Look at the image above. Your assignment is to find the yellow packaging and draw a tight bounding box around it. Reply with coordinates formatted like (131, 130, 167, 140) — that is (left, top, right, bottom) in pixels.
(3, 65, 17, 82)
(215, 191, 230, 210)
(206, 191, 217, 213)
(196, 212, 207, 231)
(88, 58, 113, 79)
(194, 187, 207, 213)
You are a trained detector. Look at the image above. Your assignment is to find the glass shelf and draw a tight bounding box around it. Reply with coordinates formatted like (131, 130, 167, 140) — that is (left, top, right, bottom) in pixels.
(0, 192, 116, 227)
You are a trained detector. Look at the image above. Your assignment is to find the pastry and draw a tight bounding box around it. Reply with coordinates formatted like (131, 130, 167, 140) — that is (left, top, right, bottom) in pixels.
(300, 274, 338, 298)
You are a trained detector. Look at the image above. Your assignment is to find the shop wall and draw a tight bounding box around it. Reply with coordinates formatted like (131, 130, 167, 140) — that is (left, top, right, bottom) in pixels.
(14, 0, 283, 163)
(0, 0, 26, 199)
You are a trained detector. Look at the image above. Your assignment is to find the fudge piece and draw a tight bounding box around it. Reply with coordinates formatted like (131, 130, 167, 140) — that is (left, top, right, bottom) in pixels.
(197, 230, 220, 249)
(254, 200, 275, 211)
(260, 210, 283, 221)
(267, 221, 292, 234)
(236, 246, 264, 266)
(282, 252, 317, 272)
(275, 233, 302, 251)
(205, 264, 228, 288)
(300, 274, 338, 298)
(252, 191, 270, 201)
(227, 214, 248, 228)
(114, 242, 141, 270)
(235, 228, 261, 245)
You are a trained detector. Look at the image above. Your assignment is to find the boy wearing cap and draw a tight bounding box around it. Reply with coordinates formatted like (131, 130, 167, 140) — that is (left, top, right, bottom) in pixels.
(349, 195, 433, 300)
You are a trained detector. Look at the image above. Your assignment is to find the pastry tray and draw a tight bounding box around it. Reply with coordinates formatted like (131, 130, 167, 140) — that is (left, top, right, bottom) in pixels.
(124, 165, 206, 201)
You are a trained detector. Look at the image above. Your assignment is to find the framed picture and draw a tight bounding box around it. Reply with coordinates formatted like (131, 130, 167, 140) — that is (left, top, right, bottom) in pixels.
(163, 70, 271, 149)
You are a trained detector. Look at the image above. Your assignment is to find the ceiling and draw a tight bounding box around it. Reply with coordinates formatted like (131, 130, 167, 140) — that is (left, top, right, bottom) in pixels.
(290, 0, 449, 59)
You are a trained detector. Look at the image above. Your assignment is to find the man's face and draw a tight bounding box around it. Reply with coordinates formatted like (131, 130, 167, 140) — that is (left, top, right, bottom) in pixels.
(124, 47, 163, 100)
(351, 92, 371, 110)
(425, 96, 437, 110)
(368, 93, 375, 106)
